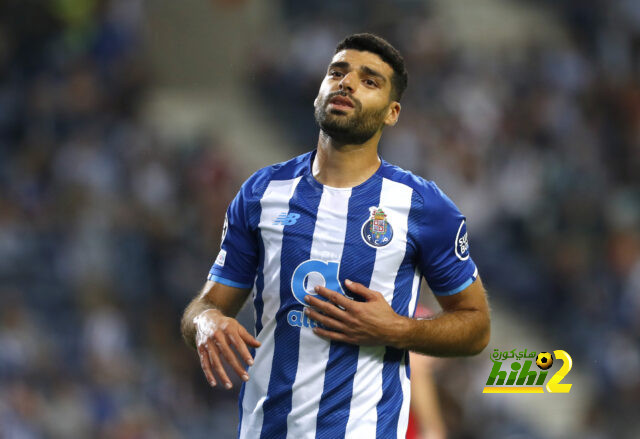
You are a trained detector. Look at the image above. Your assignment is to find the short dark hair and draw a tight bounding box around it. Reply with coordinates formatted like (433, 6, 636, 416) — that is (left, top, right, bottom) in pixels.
(335, 33, 408, 102)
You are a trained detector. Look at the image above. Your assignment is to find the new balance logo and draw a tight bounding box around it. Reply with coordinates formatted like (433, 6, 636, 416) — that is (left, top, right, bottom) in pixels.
(273, 212, 300, 226)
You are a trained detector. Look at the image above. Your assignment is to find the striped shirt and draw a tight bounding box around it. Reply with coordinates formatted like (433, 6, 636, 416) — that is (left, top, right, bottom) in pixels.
(208, 150, 478, 439)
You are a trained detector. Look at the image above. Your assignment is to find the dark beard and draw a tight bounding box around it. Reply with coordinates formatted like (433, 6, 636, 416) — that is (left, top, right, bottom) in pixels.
(314, 92, 388, 145)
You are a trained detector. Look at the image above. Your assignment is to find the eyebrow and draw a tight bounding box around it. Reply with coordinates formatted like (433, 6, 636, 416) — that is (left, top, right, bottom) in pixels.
(328, 61, 388, 84)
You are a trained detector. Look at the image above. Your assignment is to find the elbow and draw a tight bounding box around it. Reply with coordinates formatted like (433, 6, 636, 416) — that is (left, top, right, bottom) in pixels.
(471, 331, 490, 356)
(469, 314, 491, 356)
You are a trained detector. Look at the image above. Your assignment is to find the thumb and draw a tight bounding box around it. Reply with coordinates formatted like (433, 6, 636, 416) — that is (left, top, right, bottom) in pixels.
(345, 279, 376, 301)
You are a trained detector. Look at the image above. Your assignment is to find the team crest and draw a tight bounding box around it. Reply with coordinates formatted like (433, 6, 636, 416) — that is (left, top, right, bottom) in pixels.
(361, 206, 394, 248)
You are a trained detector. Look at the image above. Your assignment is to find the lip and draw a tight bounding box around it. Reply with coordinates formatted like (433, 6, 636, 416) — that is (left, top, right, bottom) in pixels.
(329, 95, 354, 108)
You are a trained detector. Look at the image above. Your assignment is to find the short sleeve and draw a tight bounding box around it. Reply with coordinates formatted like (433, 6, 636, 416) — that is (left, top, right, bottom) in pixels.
(207, 183, 260, 289)
(417, 182, 478, 296)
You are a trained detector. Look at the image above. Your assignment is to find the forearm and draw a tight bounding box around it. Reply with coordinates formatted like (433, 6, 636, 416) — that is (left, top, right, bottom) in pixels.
(181, 281, 251, 350)
(391, 309, 490, 356)
(180, 294, 221, 350)
(410, 363, 446, 438)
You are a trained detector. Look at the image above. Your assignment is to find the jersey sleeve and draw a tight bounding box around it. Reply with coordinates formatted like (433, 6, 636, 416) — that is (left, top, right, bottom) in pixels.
(417, 182, 478, 296)
(207, 182, 260, 289)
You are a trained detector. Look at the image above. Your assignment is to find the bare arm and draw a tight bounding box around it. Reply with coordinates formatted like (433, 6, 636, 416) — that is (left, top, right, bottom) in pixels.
(393, 277, 490, 355)
(181, 281, 260, 389)
(304, 277, 490, 356)
(409, 352, 447, 439)
(181, 280, 250, 349)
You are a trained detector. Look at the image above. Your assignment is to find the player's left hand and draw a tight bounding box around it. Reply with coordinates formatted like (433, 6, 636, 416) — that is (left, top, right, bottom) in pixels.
(304, 279, 405, 346)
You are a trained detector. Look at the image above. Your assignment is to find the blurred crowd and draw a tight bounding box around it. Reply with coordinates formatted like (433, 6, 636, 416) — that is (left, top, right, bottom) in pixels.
(252, 0, 640, 437)
(0, 0, 639, 438)
(0, 1, 241, 438)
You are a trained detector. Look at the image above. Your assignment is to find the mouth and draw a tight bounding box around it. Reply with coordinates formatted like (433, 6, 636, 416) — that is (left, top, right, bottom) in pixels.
(328, 95, 354, 111)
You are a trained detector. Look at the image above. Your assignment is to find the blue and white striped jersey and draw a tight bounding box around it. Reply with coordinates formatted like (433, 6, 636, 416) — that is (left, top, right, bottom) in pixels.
(208, 150, 478, 439)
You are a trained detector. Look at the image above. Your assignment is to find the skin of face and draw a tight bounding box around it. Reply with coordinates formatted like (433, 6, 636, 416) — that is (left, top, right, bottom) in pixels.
(314, 49, 401, 145)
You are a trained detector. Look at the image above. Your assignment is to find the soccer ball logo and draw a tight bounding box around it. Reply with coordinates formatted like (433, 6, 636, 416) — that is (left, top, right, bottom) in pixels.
(536, 352, 553, 370)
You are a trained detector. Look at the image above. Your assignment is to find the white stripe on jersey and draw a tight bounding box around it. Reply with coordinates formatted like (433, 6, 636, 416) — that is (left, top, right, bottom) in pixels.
(397, 356, 412, 439)
(344, 178, 413, 437)
(397, 267, 421, 437)
(408, 267, 421, 319)
(239, 176, 302, 439)
(286, 187, 352, 438)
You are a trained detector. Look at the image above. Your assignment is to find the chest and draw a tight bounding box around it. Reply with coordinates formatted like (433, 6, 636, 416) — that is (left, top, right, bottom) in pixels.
(257, 178, 417, 287)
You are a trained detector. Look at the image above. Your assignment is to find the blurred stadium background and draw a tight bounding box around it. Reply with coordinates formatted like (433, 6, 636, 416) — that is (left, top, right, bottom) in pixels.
(1, 0, 639, 438)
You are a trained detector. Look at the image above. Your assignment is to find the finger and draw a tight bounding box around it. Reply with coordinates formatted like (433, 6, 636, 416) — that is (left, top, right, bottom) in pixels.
(304, 308, 349, 333)
(313, 286, 355, 311)
(239, 325, 261, 348)
(312, 326, 353, 344)
(229, 329, 255, 367)
(344, 279, 377, 300)
(206, 339, 233, 389)
(305, 293, 351, 320)
(198, 345, 217, 387)
(214, 332, 250, 383)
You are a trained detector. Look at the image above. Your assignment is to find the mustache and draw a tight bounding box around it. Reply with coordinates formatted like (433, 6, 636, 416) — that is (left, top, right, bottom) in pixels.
(326, 91, 361, 110)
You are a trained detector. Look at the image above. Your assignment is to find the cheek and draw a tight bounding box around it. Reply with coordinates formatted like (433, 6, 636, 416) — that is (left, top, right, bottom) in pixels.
(315, 83, 330, 104)
(361, 95, 388, 114)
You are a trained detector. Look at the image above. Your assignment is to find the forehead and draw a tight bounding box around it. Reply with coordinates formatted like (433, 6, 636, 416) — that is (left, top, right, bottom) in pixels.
(329, 49, 393, 79)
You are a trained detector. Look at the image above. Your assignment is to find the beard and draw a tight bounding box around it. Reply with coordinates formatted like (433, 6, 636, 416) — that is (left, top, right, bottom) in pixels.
(314, 92, 388, 145)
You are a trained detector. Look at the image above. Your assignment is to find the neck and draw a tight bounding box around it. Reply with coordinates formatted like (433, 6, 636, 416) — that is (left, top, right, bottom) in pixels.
(313, 130, 382, 188)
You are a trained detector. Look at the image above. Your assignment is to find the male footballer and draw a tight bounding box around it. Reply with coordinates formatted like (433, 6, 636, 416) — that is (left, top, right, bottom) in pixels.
(181, 33, 490, 439)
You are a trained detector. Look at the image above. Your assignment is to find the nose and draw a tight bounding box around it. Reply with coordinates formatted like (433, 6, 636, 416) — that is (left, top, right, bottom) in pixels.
(339, 72, 356, 94)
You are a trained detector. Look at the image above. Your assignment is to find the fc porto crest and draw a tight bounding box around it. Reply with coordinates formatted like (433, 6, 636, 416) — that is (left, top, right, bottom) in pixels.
(361, 206, 393, 248)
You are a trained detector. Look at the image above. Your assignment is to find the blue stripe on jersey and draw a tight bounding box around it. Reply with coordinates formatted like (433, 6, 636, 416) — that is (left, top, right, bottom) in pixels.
(315, 177, 383, 439)
(237, 379, 247, 438)
(207, 274, 252, 289)
(376, 347, 405, 439)
(253, 235, 266, 336)
(260, 177, 323, 439)
(405, 351, 410, 380)
(375, 190, 421, 438)
(433, 276, 474, 295)
(253, 153, 309, 338)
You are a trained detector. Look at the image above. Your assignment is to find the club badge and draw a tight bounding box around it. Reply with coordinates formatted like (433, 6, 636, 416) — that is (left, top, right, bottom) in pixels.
(361, 206, 393, 248)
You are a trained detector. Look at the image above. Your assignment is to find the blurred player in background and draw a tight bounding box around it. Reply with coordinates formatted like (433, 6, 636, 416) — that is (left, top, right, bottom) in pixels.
(181, 33, 490, 438)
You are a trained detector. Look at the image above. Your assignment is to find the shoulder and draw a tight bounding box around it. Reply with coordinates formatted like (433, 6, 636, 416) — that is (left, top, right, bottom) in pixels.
(378, 160, 456, 218)
(240, 151, 312, 199)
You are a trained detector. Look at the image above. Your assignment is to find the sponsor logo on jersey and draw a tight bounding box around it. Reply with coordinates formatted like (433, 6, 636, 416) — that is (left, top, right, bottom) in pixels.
(361, 207, 393, 248)
(290, 260, 345, 306)
(215, 249, 227, 267)
(455, 220, 470, 261)
(221, 214, 228, 245)
(289, 259, 347, 328)
(287, 309, 321, 328)
(273, 212, 300, 226)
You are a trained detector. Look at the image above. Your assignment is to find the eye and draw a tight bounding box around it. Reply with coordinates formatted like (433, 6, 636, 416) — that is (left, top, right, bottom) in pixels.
(329, 70, 343, 78)
(364, 79, 378, 87)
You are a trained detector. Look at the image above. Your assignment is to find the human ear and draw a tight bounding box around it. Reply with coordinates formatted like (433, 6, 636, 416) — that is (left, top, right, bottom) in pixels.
(385, 102, 401, 126)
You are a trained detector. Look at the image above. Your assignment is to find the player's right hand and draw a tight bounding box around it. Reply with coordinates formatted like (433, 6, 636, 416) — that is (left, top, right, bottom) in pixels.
(193, 309, 261, 389)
